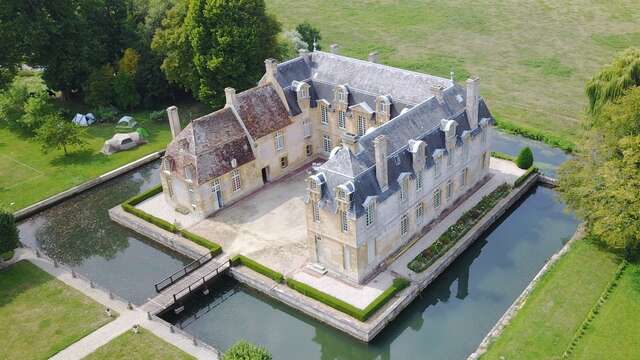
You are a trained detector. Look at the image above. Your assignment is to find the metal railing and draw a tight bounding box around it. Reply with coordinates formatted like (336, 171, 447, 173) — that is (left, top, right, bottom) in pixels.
(172, 260, 231, 302)
(177, 286, 239, 329)
(154, 251, 216, 293)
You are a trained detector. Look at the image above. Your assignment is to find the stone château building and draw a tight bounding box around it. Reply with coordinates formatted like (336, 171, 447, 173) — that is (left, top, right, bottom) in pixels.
(160, 48, 493, 284)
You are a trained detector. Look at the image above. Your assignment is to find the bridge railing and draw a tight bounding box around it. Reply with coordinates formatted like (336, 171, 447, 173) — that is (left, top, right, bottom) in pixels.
(172, 260, 230, 303)
(154, 251, 216, 293)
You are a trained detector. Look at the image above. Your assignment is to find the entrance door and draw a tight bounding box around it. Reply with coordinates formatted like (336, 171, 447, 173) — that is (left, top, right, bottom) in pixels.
(212, 178, 223, 210)
(261, 166, 270, 184)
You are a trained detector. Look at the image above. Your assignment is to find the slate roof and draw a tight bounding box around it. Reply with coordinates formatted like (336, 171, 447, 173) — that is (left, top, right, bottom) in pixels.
(235, 84, 291, 140)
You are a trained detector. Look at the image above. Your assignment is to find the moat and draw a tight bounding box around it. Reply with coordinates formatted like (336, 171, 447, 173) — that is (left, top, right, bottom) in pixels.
(17, 129, 577, 359)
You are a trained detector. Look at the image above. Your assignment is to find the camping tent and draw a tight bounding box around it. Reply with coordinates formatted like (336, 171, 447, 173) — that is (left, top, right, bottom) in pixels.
(117, 116, 137, 129)
(72, 113, 96, 127)
(101, 132, 147, 155)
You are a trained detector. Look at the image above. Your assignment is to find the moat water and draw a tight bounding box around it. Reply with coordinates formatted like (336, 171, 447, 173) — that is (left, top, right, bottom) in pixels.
(17, 131, 575, 359)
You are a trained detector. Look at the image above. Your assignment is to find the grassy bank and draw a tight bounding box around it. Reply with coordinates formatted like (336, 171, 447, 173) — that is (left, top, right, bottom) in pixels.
(481, 239, 619, 359)
(84, 328, 196, 360)
(0, 261, 114, 359)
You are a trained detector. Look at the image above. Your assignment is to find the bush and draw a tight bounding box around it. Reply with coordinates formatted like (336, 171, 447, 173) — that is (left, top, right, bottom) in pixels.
(223, 340, 272, 360)
(149, 110, 166, 123)
(0, 210, 20, 254)
(494, 116, 575, 153)
(122, 203, 177, 233)
(491, 151, 515, 162)
(514, 167, 538, 187)
(231, 255, 284, 283)
(180, 229, 222, 256)
(125, 185, 163, 206)
(515, 147, 534, 169)
(94, 106, 119, 123)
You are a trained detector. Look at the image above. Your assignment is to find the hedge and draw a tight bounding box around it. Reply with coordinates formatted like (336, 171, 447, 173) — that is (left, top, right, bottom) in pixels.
(408, 183, 511, 273)
(494, 117, 575, 153)
(490, 151, 515, 162)
(180, 229, 222, 256)
(514, 167, 538, 188)
(122, 203, 177, 233)
(285, 276, 410, 322)
(231, 255, 284, 283)
(125, 184, 163, 206)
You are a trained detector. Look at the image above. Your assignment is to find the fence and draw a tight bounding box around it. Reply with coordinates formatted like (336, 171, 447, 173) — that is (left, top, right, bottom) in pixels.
(155, 251, 217, 293)
(172, 260, 231, 302)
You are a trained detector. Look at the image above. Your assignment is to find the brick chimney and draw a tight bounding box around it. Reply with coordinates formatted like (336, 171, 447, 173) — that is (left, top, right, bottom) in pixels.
(430, 83, 445, 104)
(466, 77, 479, 129)
(341, 133, 359, 153)
(225, 87, 237, 108)
(374, 135, 389, 192)
(167, 106, 181, 139)
(264, 58, 277, 77)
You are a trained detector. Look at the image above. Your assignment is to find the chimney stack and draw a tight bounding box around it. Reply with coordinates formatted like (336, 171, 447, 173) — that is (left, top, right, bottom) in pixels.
(430, 83, 445, 104)
(374, 135, 389, 192)
(341, 133, 359, 153)
(264, 58, 277, 77)
(330, 43, 339, 55)
(466, 77, 479, 129)
(368, 52, 379, 63)
(225, 87, 237, 108)
(167, 106, 181, 139)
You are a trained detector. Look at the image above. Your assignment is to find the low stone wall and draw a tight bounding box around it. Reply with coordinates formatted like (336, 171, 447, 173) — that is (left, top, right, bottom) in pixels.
(16, 151, 163, 221)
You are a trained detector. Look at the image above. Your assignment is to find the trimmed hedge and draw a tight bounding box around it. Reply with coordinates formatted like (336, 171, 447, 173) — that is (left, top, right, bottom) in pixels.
(180, 229, 222, 256)
(286, 276, 410, 322)
(125, 185, 163, 206)
(408, 183, 512, 273)
(494, 117, 575, 153)
(231, 255, 284, 283)
(514, 167, 538, 188)
(491, 151, 515, 162)
(122, 203, 177, 233)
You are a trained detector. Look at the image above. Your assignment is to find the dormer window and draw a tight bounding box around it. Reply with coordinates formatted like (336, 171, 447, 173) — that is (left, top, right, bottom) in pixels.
(376, 95, 390, 114)
(364, 198, 377, 227)
(298, 86, 308, 99)
(184, 165, 194, 182)
(335, 85, 348, 104)
(338, 110, 346, 129)
(357, 114, 367, 136)
(163, 157, 175, 174)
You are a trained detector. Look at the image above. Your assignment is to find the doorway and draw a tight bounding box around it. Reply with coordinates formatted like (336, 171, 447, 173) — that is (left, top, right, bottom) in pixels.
(261, 166, 270, 184)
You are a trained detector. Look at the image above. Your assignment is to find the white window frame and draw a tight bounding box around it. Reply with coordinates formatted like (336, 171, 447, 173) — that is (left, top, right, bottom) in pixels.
(446, 180, 453, 200)
(434, 158, 441, 178)
(416, 171, 424, 192)
(481, 129, 487, 144)
(321, 105, 328, 125)
(323, 134, 332, 153)
(400, 177, 409, 202)
(212, 178, 221, 192)
(463, 142, 469, 161)
(416, 202, 425, 224)
(461, 167, 468, 187)
(313, 201, 320, 223)
(357, 114, 366, 136)
(365, 200, 376, 227)
(433, 189, 441, 209)
(338, 110, 346, 129)
(303, 117, 311, 138)
(400, 214, 409, 237)
(231, 169, 242, 192)
(340, 210, 349, 233)
(184, 165, 194, 182)
(274, 130, 285, 151)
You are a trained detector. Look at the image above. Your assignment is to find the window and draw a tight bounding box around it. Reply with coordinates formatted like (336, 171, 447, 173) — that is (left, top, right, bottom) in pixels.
(212, 178, 221, 192)
(312, 201, 320, 222)
(357, 114, 366, 136)
(461, 167, 468, 187)
(416, 171, 424, 192)
(280, 155, 288, 168)
(416, 202, 425, 224)
(366, 200, 376, 227)
(463, 142, 469, 161)
(184, 165, 194, 182)
(231, 169, 241, 192)
(188, 186, 196, 209)
(166, 178, 174, 198)
(338, 110, 346, 129)
(434, 157, 441, 178)
(163, 157, 175, 174)
(400, 177, 409, 202)
(323, 134, 332, 153)
(274, 130, 285, 151)
(481, 152, 487, 169)
(303, 118, 311, 138)
(298, 87, 308, 99)
(340, 210, 348, 232)
(481, 129, 487, 144)
(400, 214, 409, 237)
(433, 189, 441, 209)
(447, 149, 454, 167)
(446, 180, 453, 200)
(367, 237, 376, 264)
(306, 144, 313, 157)
(337, 89, 347, 103)
(321, 105, 328, 125)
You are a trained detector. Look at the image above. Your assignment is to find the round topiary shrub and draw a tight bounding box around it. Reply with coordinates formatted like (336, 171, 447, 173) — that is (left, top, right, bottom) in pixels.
(223, 340, 272, 360)
(0, 210, 20, 256)
(515, 147, 534, 169)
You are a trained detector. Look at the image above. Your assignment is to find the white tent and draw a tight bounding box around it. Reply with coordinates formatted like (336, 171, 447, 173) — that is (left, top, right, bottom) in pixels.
(101, 132, 146, 155)
(117, 116, 137, 129)
(72, 113, 96, 127)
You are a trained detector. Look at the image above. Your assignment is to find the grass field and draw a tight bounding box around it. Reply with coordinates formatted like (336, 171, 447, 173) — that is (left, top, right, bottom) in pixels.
(571, 263, 640, 359)
(84, 328, 196, 360)
(480, 239, 619, 359)
(0, 261, 114, 359)
(267, 0, 640, 142)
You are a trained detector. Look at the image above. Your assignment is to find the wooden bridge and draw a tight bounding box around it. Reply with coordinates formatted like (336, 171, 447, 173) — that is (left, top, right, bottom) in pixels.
(144, 253, 231, 314)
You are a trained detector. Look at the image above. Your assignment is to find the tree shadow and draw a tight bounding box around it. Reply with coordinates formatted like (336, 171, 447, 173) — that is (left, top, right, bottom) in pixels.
(0, 260, 53, 309)
(50, 149, 109, 166)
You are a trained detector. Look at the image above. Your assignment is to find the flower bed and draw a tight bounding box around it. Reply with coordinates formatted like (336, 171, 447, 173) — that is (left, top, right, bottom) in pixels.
(408, 183, 511, 273)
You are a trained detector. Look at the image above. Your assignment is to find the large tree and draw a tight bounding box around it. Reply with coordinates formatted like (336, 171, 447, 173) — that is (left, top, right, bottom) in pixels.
(0, 210, 20, 255)
(558, 50, 640, 258)
(585, 47, 640, 114)
(35, 115, 88, 155)
(153, 0, 281, 106)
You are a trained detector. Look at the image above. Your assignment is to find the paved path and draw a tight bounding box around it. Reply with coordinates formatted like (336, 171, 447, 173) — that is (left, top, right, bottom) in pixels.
(2, 248, 220, 360)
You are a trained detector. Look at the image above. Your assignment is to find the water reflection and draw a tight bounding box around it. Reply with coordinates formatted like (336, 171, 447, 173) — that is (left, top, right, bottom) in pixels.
(490, 129, 569, 176)
(18, 161, 190, 304)
(164, 187, 579, 359)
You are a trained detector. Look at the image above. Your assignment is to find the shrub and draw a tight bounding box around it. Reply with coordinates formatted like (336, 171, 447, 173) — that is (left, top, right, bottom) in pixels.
(494, 116, 575, 153)
(125, 185, 163, 206)
(149, 110, 166, 123)
(231, 255, 284, 283)
(122, 203, 177, 233)
(490, 151, 515, 162)
(180, 229, 222, 256)
(0, 210, 20, 254)
(514, 167, 538, 187)
(223, 340, 272, 360)
(94, 106, 119, 123)
(515, 147, 534, 169)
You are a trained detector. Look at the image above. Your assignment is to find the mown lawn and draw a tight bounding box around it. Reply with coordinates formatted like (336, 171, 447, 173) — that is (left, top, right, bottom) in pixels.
(84, 328, 196, 360)
(480, 239, 619, 359)
(0, 261, 114, 359)
(571, 263, 640, 359)
(267, 0, 640, 142)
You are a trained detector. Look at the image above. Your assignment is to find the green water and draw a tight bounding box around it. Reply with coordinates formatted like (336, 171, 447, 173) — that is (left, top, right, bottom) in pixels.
(163, 186, 579, 359)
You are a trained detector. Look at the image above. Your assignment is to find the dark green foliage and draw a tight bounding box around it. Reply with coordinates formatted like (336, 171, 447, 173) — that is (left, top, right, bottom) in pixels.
(35, 115, 87, 155)
(586, 48, 640, 114)
(0, 82, 30, 129)
(515, 147, 534, 169)
(223, 340, 272, 360)
(112, 72, 140, 110)
(491, 151, 515, 162)
(125, 185, 163, 206)
(122, 203, 177, 233)
(180, 229, 221, 255)
(494, 117, 575, 152)
(295, 22, 321, 50)
(408, 183, 511, 273)
(0, 210, 20, 254)
(514, 167, 538, 188)
(149, 110, 167, 123)
(94, 106, 120, 123)
(231, 255, 284, 283)
(84, 65, 114, 108)
(20, 92, 55, 134)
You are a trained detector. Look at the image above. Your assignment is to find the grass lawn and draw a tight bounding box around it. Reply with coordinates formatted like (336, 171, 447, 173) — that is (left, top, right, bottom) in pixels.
(0, 72, 210, 211)
(267, 0, 640, 142)
(480, 239, 619, 359)
(84, 328, 195, 360)
(0, 260, 114, 359)
(571, 263, 640, 359)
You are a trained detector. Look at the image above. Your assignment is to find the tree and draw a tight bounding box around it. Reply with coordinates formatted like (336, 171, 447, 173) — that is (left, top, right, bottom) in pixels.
(223, 341, 272, 360)
(277, 30, 307, 60)
(515, 147, 534, 169)
(0, 209, 20, 255)
(18, 92, 54, 134)
(84, 64, 115, 107)
(295, 21, 321, 51)
(35, 115, 87, 155)
(558, 82, 640, 259)
(0, 81, 30, 129)
(585, 47, 640, 114)
(154, 0, 282, 106)
(0, 0, 28, 89)
(113, 72, 141, 110)
(118, 48, 141, 76)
